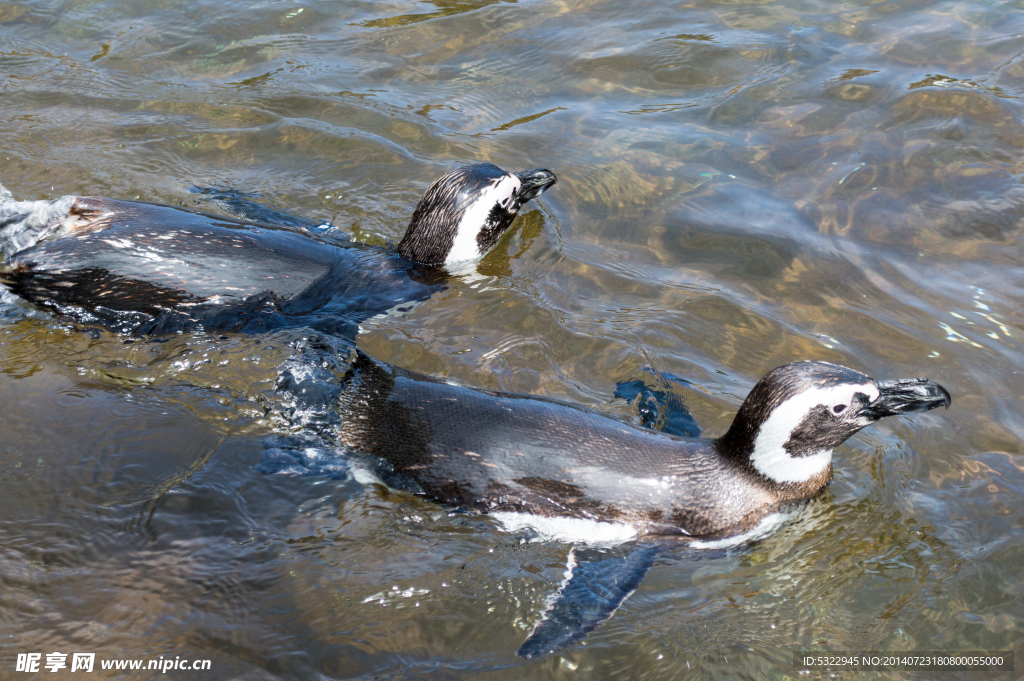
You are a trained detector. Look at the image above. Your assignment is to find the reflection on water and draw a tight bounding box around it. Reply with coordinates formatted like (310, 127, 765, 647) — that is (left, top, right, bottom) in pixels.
(1, 0, 1023, 677)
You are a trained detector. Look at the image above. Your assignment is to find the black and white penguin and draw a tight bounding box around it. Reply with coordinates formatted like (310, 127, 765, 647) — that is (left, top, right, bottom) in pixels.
(0, 163, 556, 335)
(292, 353, 950, 657)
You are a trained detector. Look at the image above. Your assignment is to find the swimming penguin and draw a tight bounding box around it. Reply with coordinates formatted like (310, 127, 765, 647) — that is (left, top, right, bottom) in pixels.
(278, 352, 950, 657)
(0, 163, 556, 335)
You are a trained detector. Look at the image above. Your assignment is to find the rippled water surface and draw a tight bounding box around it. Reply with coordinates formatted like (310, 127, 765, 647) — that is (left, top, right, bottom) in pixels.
(2, 0, 1023, 678)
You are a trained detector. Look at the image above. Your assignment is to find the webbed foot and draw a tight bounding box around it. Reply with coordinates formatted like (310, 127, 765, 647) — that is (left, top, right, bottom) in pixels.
(518, 543, 659, 658)
(255, 432, 350, 479)
(614, 368, 701, 438)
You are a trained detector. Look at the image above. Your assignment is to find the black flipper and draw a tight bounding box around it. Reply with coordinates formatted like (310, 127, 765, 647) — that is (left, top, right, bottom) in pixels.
(518, 543, 660, 658)
(614, 368, 701, 438)
(188, 186, 340, 234)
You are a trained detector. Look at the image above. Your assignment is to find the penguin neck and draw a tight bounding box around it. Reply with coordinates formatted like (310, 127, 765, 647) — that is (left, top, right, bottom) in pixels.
(714, 421, 834, 498)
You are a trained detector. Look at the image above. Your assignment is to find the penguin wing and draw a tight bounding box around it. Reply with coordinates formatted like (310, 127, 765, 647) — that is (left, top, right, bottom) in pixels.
(518, 543, 660, 658)
(189, 186, 338, 234)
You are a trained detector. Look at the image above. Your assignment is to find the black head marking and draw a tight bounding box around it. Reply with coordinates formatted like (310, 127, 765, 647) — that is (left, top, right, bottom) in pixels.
(717, 361, 874, 465)
(396, 164, 556, 266)
(716, 361, 950, 489)
(473, 168, 556, 255)
(396, 163, 513, 266)
(783, 402, 869, 458)
(475, 201, 518, 255)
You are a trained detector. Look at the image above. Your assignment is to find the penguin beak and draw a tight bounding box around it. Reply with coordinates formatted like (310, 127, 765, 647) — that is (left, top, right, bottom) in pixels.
(515, 169, 557, 203)
(861, 377, 952, 419)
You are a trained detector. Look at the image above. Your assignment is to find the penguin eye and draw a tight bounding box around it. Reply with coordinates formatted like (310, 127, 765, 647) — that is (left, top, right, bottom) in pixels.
(833, 404, 847, 414)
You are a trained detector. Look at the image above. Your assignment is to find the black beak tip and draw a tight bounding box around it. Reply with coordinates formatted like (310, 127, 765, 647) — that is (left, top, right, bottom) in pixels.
(515, 168, 557, 202)
(868, 377, 952, 418)
(938, 383, 952, 409)
(918, 378, 952, 410)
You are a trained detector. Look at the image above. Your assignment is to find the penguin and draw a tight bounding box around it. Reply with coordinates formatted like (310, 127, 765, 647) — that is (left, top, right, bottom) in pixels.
(0, 163, 557, 335)
(275, 352, 950, 657)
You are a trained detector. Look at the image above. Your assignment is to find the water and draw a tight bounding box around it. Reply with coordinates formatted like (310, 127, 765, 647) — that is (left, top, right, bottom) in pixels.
(1, 0, 1022, 678)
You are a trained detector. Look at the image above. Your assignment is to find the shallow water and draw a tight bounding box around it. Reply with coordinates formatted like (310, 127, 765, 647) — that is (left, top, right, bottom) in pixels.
(1, 0, 1023, 678)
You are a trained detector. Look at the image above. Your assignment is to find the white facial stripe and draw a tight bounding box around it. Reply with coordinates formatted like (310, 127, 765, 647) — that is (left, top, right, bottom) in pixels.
(750, 382, 878, 484)
(445, 174, 521, 265)
(491, 511, 638, 547)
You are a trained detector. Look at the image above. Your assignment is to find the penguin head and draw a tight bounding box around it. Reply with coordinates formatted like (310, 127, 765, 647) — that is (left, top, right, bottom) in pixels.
(396, 163, 557, 267)
(717, 361, 951, 486)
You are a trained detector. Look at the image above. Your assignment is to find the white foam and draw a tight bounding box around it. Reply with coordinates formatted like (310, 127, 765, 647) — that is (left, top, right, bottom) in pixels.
(750, 382, 879, 483)
(445, 173, 520, 265)
(491, 511, 638, 547)
(350, 466, 384, 487)
(0, 195, 76, 258)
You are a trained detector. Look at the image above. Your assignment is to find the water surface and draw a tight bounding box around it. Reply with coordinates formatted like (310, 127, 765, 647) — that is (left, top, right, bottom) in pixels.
(1, 0, 1023, 678)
